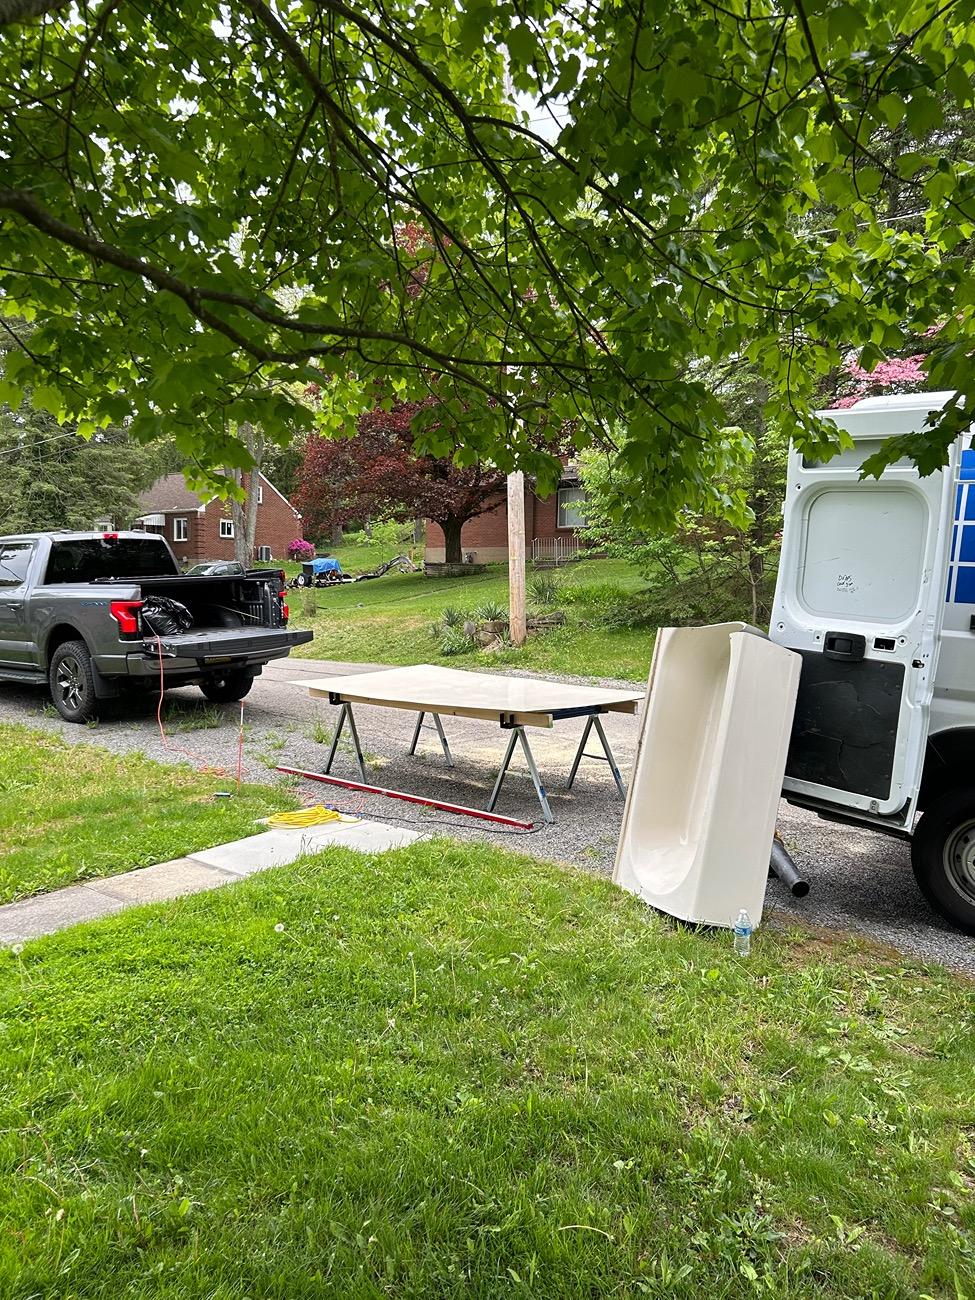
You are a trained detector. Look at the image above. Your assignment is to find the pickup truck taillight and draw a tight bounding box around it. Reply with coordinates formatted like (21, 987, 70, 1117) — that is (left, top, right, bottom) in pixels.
(110, 599, 143, 636)
(279, 589, 289, 623)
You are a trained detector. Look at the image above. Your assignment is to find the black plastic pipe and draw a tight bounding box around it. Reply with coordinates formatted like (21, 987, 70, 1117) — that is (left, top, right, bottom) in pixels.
(769, 837, 810, 897)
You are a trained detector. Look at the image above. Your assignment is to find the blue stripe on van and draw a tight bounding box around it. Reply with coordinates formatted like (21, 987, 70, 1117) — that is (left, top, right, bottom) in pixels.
(949, 468, 975, 601)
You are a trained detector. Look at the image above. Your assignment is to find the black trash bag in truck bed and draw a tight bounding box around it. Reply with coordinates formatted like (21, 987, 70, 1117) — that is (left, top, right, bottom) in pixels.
(142, 595, 193, 636)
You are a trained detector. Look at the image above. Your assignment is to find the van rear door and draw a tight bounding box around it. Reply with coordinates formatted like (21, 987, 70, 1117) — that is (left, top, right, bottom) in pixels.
(770, 395, 958, 825)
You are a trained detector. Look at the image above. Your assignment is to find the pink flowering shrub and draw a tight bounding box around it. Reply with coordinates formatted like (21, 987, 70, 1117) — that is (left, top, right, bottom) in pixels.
(833, 354, 927, 407)
(287, 538, 315, 561)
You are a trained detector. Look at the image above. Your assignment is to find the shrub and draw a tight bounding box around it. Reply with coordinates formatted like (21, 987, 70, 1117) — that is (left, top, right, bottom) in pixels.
(590, 571, 761, 631)
(287, 538, 316, 561)
(563, 581, 627, 607)
(440, 606, 465, 628)
(439, 626, 474, 656)
(528, 573, 561, 607)
(590, 593, 660, 630)
(472, 600, 507, 622)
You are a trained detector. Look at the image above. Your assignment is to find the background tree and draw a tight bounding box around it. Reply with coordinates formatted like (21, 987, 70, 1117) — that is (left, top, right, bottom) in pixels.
(297, 399, 508, 562)
(4, 2, 975, 528)
(0, 327, 155, 532)
(294, 435, 367, 549)
(0, 413, 154, 535)
(581, 409, 788, 628)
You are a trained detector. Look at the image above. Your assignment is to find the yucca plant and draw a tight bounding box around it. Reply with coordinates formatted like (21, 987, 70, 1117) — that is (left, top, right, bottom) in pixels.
(529, 573, 561, 607)
(472, 600, 507, 622)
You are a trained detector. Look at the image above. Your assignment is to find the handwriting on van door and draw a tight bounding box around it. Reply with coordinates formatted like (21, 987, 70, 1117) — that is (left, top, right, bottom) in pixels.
(836, 573, 856, 592)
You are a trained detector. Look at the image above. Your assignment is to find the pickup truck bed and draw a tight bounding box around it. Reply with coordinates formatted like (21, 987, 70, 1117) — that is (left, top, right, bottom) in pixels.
(0, 531, 313, 721)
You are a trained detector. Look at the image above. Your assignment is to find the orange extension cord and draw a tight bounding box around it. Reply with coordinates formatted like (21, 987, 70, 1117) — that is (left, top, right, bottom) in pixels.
(153, 634, 244, 789)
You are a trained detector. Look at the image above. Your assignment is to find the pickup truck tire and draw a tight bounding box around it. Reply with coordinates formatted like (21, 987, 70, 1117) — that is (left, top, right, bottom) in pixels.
(49, 639, 98, 723)
(199, 669, 255, 704)
(911, 788, 975, 935)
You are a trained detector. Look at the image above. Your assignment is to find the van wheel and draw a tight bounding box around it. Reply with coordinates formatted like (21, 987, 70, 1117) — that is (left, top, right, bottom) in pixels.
(911, 788, 975, 934)
(49, 640, 98, 723)
(199, 669, 255, 704)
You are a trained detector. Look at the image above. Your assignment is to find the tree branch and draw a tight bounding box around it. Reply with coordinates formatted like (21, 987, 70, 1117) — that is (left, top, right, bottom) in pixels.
(0, 0, 73, 26)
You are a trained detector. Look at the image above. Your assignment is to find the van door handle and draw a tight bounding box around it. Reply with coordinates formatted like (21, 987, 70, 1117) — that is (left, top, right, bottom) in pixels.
(823, 631, 866, 662)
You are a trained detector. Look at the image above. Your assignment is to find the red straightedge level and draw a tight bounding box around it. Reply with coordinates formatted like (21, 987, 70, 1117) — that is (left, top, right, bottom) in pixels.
(275, 766, 534, 830)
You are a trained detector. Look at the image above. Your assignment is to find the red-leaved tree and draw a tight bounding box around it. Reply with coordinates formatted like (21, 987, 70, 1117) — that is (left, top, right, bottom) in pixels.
(296, 397, 508, 562)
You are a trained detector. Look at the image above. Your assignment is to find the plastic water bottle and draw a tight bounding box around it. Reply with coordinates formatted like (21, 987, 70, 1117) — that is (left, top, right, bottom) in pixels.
(733, 909, 752, 957)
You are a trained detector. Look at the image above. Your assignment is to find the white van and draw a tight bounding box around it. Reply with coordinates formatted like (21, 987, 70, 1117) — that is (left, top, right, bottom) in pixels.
(770, 392, 975, 932)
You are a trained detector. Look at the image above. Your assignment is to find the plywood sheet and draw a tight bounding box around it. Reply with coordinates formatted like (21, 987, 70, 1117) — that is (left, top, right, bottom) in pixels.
(297, 663, 642, 727)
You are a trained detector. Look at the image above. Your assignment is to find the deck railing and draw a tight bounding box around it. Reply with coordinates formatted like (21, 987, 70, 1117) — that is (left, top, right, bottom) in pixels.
(531, 535, 580, 566)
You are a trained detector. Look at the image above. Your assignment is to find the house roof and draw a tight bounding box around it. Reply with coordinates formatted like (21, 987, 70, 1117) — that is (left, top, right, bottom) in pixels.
(136, 470, 301, 517)
(136, 473, 204, 514)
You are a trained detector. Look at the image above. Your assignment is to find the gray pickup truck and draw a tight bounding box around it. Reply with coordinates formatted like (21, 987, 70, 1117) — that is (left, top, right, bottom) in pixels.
(0, 531, 313, 722)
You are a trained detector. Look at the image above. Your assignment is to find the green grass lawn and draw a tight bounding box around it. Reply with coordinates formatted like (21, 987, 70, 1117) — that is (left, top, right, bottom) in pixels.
(292, 554, 653, 680)
(2, 838, 974, 1297)
(0, 725, 296, 903)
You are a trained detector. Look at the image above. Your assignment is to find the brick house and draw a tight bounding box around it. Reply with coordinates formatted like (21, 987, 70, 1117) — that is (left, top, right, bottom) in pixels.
(133, 472, 302, 566)
(424, 463, 586, 565)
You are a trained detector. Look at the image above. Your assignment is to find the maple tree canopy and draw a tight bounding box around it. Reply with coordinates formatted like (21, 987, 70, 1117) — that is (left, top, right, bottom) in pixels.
(2, 0, 975, 526)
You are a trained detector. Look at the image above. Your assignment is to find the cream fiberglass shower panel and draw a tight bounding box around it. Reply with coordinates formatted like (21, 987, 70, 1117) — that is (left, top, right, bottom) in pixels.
(614, 623, 800, 928)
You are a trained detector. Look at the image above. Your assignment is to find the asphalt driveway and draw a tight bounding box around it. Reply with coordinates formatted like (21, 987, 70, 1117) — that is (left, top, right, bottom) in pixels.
(2, 655, 972, 972)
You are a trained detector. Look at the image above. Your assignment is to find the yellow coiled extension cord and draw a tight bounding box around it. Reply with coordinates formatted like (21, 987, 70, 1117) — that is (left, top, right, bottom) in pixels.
(266, 805, 359, 829)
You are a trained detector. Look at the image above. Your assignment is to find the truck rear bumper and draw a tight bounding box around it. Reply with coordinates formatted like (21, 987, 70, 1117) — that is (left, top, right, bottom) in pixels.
(93, 628, 313, 679)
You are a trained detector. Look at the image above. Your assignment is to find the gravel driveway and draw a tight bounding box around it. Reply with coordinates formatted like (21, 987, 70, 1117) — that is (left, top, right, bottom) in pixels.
(3, 655, 973, 972)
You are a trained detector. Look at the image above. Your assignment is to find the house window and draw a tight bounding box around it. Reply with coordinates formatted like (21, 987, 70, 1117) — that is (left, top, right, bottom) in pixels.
(173, 517, 189, 542)
(220, 518, 235, 539)
(557, 486, 586, 529)
(256, 545, 272, 562)
(257, 486, 264, 505)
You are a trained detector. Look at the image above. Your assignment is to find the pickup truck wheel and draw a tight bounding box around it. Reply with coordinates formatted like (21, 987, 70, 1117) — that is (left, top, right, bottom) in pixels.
(49, 640, 98, 723)
(199, 669, 255, 704)
(911, 788, 975, 935)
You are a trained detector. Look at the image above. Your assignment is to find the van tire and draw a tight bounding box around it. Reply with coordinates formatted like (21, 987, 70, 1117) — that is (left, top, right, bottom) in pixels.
(911, 788, 975, 935)
(199, 669, 255, 704)
(48, 639, 98, 723)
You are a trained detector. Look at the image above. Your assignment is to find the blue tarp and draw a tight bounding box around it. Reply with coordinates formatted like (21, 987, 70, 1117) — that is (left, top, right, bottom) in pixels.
(306, 556, 343, 576)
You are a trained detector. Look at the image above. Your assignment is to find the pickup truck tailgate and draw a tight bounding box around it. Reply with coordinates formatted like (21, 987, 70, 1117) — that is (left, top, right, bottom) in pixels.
(143, 627, 313, 662)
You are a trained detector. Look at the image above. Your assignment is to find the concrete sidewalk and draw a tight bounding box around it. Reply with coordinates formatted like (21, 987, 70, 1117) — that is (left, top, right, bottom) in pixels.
(0, 819, 424, 947)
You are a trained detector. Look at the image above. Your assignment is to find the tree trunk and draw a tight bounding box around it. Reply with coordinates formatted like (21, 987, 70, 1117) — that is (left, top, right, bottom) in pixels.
(229, 422, 265, 567)
(330, 516, 344, 547)
(747, 550, 762, 626)
(441, 515, 464, 564)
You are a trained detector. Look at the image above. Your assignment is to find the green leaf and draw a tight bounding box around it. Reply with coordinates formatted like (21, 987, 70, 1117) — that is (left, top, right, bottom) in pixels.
(946, 63, 973, 108)
(31, 385, 64, 418)
(876, 93, 905, 128)
(506, 24, 537, 68)
(0, 380, 23, 409)
(905, 94, 943, 137)
(551, 54, 582, 97)
(856, 167, 882, 197)
(827, 3, 860, 45)
(857, 342, 885, 373)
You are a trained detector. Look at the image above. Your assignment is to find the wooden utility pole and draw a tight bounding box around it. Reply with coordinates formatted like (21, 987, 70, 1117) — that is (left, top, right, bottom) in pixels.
(507, 470, 527, 647)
